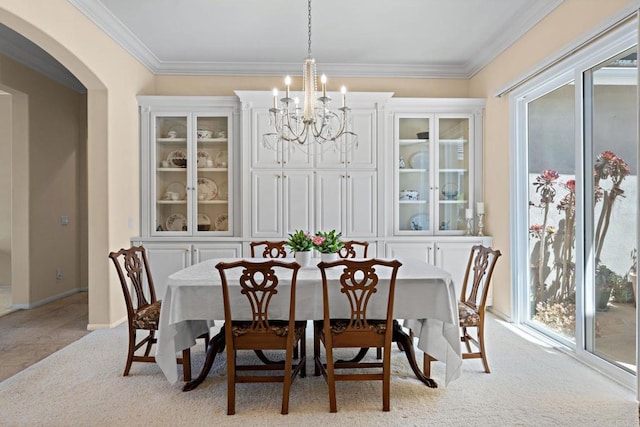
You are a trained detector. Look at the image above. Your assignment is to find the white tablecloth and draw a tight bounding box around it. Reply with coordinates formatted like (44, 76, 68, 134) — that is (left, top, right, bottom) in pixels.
(156, 257, 461, 385)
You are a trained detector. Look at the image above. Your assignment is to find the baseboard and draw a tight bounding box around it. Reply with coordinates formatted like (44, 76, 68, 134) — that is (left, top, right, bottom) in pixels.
(487, 306, 512, 322)
(87, 315, 126, 331)
(11, 288, 86, 310)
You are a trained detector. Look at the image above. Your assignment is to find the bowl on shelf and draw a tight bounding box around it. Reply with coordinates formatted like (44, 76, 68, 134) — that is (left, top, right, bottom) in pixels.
(416, 131, 429, 140)
(441, 183, 458, 200)
(197, 129, 212, 139)
(171, 157, 187, 168)
(399, 190, 419, 201)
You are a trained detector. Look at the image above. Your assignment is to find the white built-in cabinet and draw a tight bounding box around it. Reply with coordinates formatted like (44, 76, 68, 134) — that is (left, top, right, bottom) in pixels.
(236, 91, 392, 241)
(133, 94, 491, 302)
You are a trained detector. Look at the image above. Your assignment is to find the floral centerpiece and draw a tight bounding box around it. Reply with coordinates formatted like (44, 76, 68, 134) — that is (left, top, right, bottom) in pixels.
(285, 230, 313, 266)
(313, 230, 344, 262)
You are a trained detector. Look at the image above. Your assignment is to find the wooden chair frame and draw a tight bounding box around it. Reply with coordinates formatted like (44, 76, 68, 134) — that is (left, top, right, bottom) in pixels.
(423, 244, 501, 376)
(108, 246, 192, 380)
(337, 240, 369, 259)
(217, 259, 306, 415)
(249, 240, 288, 258)
(314, 258, 402, 412)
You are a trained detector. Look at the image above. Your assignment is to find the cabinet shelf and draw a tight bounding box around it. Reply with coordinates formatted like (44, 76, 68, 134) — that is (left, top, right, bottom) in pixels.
(197, 137, 228, 143)
(157, 200, 186, 204)
(440, 139, 468, 144)
(197, 200, 228, 204)
(196, 168, 228, 172)
(157, 138, 187, 143)
(399, 168, 427, 173)
(399, 139, 429, 145)
(399, 200, 428, 204)
(439, 199, 467, 204)
(440, 168, 468, 173)
(158, 167, 188, 172)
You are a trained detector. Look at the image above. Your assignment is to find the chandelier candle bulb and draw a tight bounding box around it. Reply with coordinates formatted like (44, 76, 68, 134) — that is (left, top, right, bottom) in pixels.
(285, 75, 291, 99)
(321, 74, 327, 98)
(341, 86, 347, 107)
(272, 88, 278, 109)
(476, 202, 485, 214)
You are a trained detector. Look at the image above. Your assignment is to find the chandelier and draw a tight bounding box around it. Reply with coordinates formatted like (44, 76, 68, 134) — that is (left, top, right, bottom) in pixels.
(263, 0, 357, 154)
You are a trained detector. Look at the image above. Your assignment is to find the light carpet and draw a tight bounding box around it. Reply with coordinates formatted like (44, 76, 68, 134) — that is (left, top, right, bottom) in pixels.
(0, 315, 637, 427)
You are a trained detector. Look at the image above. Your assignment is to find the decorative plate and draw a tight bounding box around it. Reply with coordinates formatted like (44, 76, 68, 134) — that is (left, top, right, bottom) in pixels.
(214, 150, 228, 167)
(197, 151, 211, 168)
(217, 180, 228, 200)
(409, 151, 429, 169)
(197, 177, 218, 200)
(215, 214, 229, 231)
(166, 213, 187, 231)
(409, 213, 429, 231)
(165, 182, 186, 200)
(167, 150, 187, 167)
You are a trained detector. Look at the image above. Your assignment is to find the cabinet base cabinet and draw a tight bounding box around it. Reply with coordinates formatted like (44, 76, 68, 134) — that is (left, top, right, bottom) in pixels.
(131, 242, 242, 298)
(385, 238, 493, 305)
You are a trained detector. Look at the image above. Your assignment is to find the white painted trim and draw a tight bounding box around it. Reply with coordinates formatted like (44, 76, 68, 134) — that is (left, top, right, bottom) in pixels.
(87, 316, 126, 331)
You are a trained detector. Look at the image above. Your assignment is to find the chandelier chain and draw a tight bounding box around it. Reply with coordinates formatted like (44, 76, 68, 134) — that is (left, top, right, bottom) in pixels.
(307, 0, 312, 58)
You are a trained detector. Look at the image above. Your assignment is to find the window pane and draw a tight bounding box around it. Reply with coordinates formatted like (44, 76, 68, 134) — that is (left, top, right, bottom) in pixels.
(527, 82, 576, 342)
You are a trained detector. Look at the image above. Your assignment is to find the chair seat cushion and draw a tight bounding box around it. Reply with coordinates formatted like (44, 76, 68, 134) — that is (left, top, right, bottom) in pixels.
(327, 319, 387, 335)
(133, 300, 162, 330)
(231, 320, 307, 339)
(458, 301, 481, 327)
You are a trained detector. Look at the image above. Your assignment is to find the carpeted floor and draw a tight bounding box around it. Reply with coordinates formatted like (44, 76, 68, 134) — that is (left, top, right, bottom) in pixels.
(0, 315, 637, 426)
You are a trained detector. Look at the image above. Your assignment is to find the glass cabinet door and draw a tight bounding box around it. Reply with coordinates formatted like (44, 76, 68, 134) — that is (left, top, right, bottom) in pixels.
(397, 117, 431, 233)
(154, 115, 190, 234)
(152, 113, 231, 236)
(194, 114, 230, 235)
(436, 116, 470, 234)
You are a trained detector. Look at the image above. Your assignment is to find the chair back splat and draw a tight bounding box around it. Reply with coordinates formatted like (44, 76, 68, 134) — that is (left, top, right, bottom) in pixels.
(249, 240, 288, 258)
(314, 258, 402, 412)
(337, 240, 369, 259)
(216, 259, 306, 415)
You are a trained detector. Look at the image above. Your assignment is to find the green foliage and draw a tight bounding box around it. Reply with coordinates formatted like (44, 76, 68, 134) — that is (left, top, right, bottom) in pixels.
(312, 230, 344, 254)
(285, 230, 313, 252)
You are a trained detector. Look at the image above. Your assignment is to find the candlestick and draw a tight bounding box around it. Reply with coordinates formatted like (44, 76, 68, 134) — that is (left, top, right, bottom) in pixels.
(477, 213, 485, 237)
(465, 208, 473, 219)
(466, 218, 474, 236)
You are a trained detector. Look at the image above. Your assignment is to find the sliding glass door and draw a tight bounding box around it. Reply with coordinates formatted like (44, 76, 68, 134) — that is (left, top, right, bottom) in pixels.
(512, 19, 638, 387)
(585, 49, 637, 372)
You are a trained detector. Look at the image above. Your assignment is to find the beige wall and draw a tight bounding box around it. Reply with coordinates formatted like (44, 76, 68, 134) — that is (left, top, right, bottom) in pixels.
(0, 0, 155, 327)
(0, 92, 10, 285)
(0, 53, 85, 302)
(154, 75, 470, 97)
(468, 0, 635, 318)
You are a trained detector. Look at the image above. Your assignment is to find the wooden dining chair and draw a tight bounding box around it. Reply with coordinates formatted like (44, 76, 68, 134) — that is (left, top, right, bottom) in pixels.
(423, 244, 501, 376)
(337, 240, 369, 259)
(250, 240, 288, 258)
(314, 258, 402, 412)
(217, 259, 307, 415)
(109, 245, 195, 380)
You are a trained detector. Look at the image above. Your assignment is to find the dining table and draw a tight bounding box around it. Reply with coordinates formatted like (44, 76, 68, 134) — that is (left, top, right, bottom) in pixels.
(155, 257, 462, 390)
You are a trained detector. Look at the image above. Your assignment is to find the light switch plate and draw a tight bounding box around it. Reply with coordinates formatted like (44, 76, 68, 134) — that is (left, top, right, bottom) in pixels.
(61, 216, 69, 226)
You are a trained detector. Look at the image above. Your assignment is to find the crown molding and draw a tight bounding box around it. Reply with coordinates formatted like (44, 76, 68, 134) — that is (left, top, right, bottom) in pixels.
(464, 0, 565, 77)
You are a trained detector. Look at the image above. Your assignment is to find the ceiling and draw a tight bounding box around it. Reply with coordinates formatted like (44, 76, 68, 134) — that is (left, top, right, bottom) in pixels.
(67, 0, 564, 79)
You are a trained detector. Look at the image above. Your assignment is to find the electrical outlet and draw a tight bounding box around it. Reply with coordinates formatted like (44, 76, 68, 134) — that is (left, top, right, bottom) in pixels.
(61, 216, 69, 226)
(56, 268, 63, 280)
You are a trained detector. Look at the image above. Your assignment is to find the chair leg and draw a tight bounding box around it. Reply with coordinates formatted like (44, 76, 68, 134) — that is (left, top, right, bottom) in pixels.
(462, 326, 473, 353)
(281, 344, 295, 414)
(423, 353, 434, 377)
(314, 321, 321, 376)
(300, 326, 307, 378)
(382, 344, 391, 412)
(182, 348, 192, 382)
(143, 330, 155, 357)
(477, 325, 490, 373)
(325, 341, 337, 413)
(123, 327, 136, 376)
(376, 347, 382, 359)
(227, 348, 236, 415)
